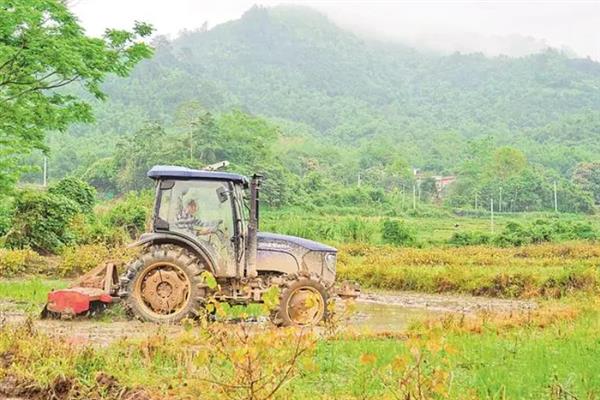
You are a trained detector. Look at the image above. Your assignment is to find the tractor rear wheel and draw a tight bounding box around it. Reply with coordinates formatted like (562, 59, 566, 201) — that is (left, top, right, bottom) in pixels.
(120, 245, 207, 323)
(272, 279, 328, 327)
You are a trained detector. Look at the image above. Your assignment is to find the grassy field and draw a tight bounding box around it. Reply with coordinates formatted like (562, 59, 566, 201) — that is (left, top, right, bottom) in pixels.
(338, 242, 600, 298)
(0, 296, 597, 399)
(262, 210, 600, 246)
(0, 278, 67, 312)
(2, 214, 600, 399)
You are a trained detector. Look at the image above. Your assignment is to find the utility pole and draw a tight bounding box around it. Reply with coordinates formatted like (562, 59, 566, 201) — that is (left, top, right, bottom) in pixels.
(490, 198, 494, 233)
(499, 187, 502, 213)
(43, 156, 48, 187)
(554, 181, 558, 213)
(412, 184, 416, 210)
(357, 173, 361, 187)
(189, 130, 193, 161)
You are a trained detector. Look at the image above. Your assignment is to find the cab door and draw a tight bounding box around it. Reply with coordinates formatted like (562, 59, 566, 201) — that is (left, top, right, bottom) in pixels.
(156, 179, 238, 277)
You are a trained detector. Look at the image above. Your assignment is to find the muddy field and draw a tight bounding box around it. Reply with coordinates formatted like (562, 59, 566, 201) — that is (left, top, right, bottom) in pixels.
(0, 292, 536, 347)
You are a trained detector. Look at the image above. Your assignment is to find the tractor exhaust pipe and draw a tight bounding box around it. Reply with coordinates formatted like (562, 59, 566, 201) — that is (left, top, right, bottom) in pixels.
(246, 174, 261, 278)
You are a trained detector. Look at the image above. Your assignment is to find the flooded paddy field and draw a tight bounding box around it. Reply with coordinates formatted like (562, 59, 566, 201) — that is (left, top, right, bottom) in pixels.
(0, 291, 537, 345)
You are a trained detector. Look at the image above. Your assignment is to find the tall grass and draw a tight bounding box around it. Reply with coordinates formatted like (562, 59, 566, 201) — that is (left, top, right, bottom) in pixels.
(263, 210, 600, 247)
(338, 242, 600, 298)
(1, 300, 599, 399)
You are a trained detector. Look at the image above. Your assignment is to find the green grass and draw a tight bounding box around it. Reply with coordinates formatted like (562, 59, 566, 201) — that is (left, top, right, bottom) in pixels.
(263, 209, 600, 246)
(287, 305, 600, 399)
(448, 316, 600, 398)
(0, 278, 67, 311)
(1, 299, 598, 399)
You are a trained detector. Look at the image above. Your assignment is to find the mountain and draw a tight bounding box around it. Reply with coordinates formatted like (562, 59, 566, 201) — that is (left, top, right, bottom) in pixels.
(49, 5, 600, 177)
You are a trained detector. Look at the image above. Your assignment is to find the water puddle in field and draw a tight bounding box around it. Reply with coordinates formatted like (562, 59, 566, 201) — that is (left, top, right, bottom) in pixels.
(350, 301, 436, 332)
(349, 291, 536, 332)
(0, 292, 537, 345)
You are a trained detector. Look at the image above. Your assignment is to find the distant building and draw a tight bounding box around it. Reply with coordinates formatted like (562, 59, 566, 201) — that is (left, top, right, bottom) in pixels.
(413, 168, 456, 197)
(433, 175, 456, 192)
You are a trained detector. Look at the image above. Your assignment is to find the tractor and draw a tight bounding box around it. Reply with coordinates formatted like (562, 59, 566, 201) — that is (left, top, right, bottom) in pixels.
(44, 165, 358, 326)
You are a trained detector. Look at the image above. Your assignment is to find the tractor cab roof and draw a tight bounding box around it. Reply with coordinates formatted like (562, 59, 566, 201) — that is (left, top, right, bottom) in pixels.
(147, 165, 248, 184)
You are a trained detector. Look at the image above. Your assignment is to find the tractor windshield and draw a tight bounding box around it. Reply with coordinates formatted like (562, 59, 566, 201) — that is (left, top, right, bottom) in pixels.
(157, 180, 237, 277)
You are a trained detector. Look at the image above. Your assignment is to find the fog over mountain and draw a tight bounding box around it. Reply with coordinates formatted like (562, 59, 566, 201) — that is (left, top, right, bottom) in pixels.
(71, 1, 600, 61)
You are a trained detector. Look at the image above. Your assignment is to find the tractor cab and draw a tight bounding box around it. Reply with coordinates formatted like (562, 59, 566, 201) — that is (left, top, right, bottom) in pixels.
(147, 165, 249, 278)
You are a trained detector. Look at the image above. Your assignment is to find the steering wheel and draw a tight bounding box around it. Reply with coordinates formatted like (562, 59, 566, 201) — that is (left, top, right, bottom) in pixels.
(196, 219, 225, 242)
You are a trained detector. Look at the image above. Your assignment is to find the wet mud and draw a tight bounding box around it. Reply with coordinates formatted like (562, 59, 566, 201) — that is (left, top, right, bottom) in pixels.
(0, 292, 537, 346)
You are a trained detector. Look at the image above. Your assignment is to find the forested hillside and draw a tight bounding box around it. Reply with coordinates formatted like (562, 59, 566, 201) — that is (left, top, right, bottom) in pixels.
(24, 5, 600, 212)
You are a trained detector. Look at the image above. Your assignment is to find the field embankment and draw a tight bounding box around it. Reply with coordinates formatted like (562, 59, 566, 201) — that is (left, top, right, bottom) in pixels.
(338, 242, 600, 298)
(3, 241, 600, 301)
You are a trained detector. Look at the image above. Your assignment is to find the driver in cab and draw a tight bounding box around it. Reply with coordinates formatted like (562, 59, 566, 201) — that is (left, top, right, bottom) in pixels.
(175, 199, 213, 236)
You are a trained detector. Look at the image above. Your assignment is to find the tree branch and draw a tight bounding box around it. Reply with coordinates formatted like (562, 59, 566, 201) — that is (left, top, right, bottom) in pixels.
(2, 75, 79, 102)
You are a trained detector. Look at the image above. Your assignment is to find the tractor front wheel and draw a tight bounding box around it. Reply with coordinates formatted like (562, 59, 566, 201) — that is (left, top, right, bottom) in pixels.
(120, 245, 206, 323)
(273, 279, 328, 327)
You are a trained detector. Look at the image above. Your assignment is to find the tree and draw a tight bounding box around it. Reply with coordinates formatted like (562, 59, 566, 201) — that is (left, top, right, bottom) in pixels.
(0, 0, 153, 192)
(174, 101, 219, 164)
(489, 147, 527, 181)
(573, 162, 600, 205)
(115, 122, 168, 192)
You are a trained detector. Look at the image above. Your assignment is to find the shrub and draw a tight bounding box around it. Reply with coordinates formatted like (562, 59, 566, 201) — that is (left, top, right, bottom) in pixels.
(68, 214, 130, 247)
(448, 231, 491, 246)
(59, 244, 137, 276)
(5, 190, 79, 254)
(48, 177, 96, 214)
(340, 218, 378, 243)
(104, 192, 151, 238)
(492, 218, 599, 247)
(381, 219, 416, 246)
(0, 249, 48, 277)
(493, 221, 530, 247)
(0, 199, 13, 237)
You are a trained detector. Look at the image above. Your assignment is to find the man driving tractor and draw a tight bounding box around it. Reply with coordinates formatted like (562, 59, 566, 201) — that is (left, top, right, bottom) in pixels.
(175, 198, 213, 236)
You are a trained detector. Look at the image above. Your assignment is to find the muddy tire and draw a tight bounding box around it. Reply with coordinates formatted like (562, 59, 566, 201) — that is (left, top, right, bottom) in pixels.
(120, 245, 207, 323)
(272, 279, 328, 327)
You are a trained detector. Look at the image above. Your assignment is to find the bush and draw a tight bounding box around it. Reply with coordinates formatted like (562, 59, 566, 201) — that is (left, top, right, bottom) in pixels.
(68, 214, 130, 247)
(0, 199, 13, 237)
(5, 190, 79, 254)
(0, 249, 48, 277)
(381, 219, 416, 246)
(493, 221, 531, 247)
(59, 244, 111, 276)
(493, 219, 599, 247)
(340, 218, 378, 243)
(104, 192, 151, 238)
(448, 231, 491, 246)
(48, 177, 96, 214)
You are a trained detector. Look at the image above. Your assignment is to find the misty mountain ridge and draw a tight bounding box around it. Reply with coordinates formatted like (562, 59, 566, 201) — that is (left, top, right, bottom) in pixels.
(70, 4, 600, 175)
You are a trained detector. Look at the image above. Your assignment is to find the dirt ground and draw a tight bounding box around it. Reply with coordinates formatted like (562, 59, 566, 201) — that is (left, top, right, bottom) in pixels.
(0, 292, 537, 347)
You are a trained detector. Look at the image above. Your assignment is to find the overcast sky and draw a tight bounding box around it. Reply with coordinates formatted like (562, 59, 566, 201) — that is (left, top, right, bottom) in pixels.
(70, 1, 600, 60)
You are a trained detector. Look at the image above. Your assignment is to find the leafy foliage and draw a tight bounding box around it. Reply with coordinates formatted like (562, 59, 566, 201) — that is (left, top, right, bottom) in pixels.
(48, 177, 96, 214)
(0, 248, 46, 276)
(20, 5, 600, 214)
(0, 0, 153, 192)
(5, 189, 79, 254)
(0, 198, 12, 236)
(381, 219, 416, 246)
(103, 192, 151, 238)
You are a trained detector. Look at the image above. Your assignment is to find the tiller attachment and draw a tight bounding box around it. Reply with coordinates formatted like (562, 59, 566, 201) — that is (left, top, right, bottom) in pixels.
(42, 262, 120, 319)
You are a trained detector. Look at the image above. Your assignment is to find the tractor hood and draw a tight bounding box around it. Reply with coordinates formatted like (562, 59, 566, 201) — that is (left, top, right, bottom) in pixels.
(257, 232, 337, 253)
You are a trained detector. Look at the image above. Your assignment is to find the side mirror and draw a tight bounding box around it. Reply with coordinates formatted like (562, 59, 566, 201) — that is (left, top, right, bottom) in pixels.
(216, 186, 229, 203)
(159, 180, 175, 190)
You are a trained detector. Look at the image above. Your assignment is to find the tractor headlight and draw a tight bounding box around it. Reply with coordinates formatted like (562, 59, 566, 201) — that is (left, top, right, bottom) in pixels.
(325, 252, 336, 274)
